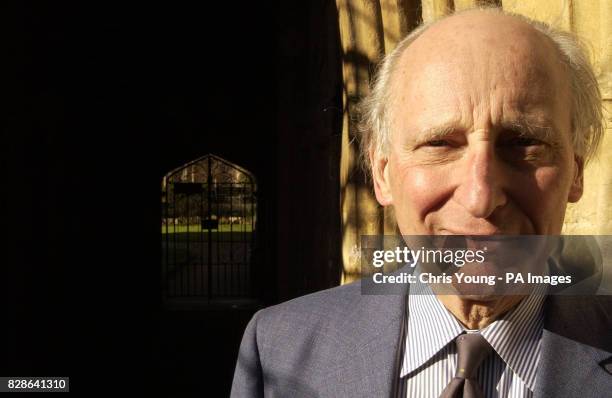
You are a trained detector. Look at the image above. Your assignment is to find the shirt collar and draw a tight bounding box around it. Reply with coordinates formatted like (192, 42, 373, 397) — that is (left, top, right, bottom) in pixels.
(401, 273, 546, 392)
(400, 276, 464, 377)
(480, 286, 545, 391)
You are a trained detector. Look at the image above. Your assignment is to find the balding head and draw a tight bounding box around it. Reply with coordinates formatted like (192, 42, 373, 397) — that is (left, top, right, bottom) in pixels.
(406, 9, 560, 58)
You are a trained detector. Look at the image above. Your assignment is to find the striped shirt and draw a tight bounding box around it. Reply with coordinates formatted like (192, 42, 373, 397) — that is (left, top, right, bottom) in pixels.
(401, 276, 546, 397)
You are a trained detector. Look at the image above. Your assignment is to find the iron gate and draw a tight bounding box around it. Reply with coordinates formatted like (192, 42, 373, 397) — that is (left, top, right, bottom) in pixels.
(161, 154, 256, 300)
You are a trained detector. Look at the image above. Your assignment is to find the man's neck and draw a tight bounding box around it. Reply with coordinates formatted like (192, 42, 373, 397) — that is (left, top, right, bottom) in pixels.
(436, 295, 525, 329)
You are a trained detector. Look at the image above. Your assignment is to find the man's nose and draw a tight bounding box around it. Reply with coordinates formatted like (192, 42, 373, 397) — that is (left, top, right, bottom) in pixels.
(452, 145, 508, 219)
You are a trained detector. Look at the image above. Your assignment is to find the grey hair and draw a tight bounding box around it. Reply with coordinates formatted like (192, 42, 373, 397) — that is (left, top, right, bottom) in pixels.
(358, 7, 604, 177)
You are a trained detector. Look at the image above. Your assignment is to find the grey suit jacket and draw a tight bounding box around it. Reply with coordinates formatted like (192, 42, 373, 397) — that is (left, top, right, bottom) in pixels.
(231, 279, 612, 397)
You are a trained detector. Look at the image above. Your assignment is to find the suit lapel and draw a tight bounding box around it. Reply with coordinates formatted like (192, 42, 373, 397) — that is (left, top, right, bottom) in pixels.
(535, 295, 612, 397)
(328, 277, 409, 398)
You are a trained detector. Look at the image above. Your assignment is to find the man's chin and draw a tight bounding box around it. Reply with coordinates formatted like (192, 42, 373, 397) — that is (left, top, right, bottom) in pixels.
(455, 294, 499, 302)
(450, 283, 502, 297)
(434, 289, 500, 301)
(447, 277, 533, 297)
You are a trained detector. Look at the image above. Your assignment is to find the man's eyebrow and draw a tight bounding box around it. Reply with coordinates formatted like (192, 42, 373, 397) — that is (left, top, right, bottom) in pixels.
(413, 123, 457, 141)
(499, 118, 556, 141)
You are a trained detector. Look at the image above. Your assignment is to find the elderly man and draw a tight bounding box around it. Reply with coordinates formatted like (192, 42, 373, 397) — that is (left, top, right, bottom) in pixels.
(231, 8, 611, 398)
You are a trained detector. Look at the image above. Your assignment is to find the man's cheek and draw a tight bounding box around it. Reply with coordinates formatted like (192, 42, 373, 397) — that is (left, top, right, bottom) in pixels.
(532, 166, 569, 193)
(520, 167, 568, 210)
(393, 169, 448, 219)
(510, 168, 569, 233)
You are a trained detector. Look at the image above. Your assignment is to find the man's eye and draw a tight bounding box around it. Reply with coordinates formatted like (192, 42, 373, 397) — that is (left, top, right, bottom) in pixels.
(507, 137, 542, 146)
(424, 140, 450, 147)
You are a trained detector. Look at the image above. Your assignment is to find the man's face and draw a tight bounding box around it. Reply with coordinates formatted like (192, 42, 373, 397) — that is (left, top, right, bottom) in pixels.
(371, 12, 584, 236)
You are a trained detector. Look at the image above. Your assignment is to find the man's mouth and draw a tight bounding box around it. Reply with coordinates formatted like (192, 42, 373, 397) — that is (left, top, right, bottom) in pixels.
(438, 228, 505, 236)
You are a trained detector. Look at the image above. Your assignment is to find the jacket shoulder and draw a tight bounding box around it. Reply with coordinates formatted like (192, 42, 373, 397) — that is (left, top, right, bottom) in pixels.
(253, 280, 364, 347)
(545, 294, 612, 352)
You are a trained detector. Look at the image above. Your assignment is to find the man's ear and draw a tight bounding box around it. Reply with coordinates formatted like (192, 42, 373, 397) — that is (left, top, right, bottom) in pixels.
(568, 155, 584, 203)
(370, 149, 393, 206)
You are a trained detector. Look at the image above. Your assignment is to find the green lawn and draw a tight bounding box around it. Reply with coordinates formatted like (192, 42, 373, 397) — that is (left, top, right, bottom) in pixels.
(161, 224, 254, 233)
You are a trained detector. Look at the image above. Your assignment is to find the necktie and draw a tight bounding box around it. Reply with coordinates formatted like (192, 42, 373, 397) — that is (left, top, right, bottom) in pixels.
(440, 333, 492, 398)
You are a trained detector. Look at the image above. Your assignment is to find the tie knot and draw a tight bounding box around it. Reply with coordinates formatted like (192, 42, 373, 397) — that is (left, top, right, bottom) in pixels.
(454, 333, 492, 379)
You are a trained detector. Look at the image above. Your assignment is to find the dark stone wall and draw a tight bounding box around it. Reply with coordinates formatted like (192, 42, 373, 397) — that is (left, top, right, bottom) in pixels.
(5, 0, 343, 395)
